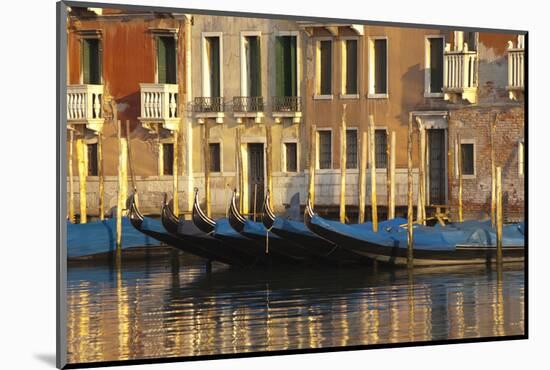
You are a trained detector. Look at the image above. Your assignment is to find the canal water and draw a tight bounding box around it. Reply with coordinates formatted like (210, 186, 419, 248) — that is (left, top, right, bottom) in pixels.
(67, 252, 525, 364)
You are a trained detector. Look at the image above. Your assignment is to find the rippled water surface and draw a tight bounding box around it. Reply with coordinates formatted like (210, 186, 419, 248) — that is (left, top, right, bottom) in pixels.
(67, 252, 525, 364)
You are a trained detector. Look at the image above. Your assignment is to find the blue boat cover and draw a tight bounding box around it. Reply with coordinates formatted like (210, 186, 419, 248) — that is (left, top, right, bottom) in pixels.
(67, 217, 160, 258)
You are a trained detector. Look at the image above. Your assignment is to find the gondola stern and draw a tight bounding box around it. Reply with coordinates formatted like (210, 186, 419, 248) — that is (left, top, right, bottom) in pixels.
(228, 189, 246, 233)
(192, 188, 216, 233)
(261, 190, 276, 229)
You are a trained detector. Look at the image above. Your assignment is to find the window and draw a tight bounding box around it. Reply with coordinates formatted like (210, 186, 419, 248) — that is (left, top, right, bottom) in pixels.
(454, 31, 477, 51)
(87, 143, 98, 176)
(209, 143, 221, 172)
(275, 35, 297, 97)
(343, 39, 358, 95)
(243, 35, 261, 97)
(285, 143, 297, 172)
(156, 36, 176, 84)
(369, 38, 387, 95)
(162, 143, 174, 176)
(375, 130, 388, 168)
(81, 38, 101, 84)
(346, 129, 358, 169)
(518, 141, 525, 176)
(461, 143, 475, 176)
(204, 35, 221, 97)
(318, 130, 332, 169)
(318, 40, 332, 95)
(426, 37, 444, 95)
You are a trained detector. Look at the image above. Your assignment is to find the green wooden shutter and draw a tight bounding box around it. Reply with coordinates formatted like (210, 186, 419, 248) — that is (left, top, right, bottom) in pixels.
(209, 37, 220, 97)
(249, 37, 261, 97)
(289, 36, 297, 97)
(157, 37, 167, 84)
(275, 37, 284, 97)
(346, 40, 358, 94)
(166, 37, 176, 84)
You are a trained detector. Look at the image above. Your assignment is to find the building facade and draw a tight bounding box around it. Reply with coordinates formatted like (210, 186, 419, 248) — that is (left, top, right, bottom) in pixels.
(66, 6, 525, 222)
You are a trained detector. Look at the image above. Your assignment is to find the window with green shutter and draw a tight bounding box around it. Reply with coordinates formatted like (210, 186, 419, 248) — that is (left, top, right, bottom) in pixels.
(429, 38, 443, 93)
(157, 36, 176, 84)
(206, 37, 221, 97)
(345, 40, 358, 95)
(275, 36, 297, 97)
(82, 38, 101, 84)
(319, 40, 332, 95)
(245, 36, 261, 97)
(374, 39, 387, 94)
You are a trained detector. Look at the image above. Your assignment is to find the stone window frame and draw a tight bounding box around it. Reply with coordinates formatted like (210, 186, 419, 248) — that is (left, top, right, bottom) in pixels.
(158, 137, 175, 177)
(367, 36, 389, 99)
(345, 127, 359, 170)
(282, 138, 299, 173)
(340, 36, 360, 99)
(240, 30, 263, 98)
(455, 138, 476, 179)
(424, 35, 445, 98)
(314, 36, 334, 100)
(201, 31, 224, 98)
(208, 139, 223, 174)
(76, 29, 103, 85)
(316, 127, 333, 171)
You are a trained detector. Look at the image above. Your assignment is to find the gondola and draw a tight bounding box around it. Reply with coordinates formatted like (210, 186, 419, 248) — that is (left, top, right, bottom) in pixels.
(127, 192, 242, 266)
(304, 194, 524, 266)
(160, 194, 258, 267)
(261, 191, 369, 264)
(227, 189, 318, 263)
(191, 189, 289, 265)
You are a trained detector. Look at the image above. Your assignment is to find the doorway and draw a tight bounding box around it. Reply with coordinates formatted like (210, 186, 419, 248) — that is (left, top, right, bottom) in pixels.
(247, 143, 265, 217)
(427, 129, 446, 205)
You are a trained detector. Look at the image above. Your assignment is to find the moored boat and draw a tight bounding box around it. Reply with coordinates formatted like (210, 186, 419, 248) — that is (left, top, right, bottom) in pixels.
(304, 195, 524, 266)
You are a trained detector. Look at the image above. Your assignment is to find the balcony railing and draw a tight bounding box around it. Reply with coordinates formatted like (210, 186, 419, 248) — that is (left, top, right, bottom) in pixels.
(193, 97, 225, 113)
(272, 96, 301, 112)
(507, 48, 524, 100)
(233, 96, 264, 112)
(443, 50, 478, 103)
(139, 83, 179, 130)
(67, 84, 104, 131)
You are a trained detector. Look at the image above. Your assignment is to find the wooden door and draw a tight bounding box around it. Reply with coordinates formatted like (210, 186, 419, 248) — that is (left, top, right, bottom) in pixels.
(428, 129, 446, 205)
(248, 143, 264, 218)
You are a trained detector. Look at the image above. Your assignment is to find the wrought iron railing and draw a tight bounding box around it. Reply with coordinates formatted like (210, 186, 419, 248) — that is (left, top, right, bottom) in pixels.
(272, 96, 301, 112)
(233, 96, 264, 112)
(193, 97, 225, 113)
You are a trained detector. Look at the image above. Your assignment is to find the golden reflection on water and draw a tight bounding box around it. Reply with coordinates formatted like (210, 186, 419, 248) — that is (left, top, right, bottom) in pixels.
(66, 258, 524, 364)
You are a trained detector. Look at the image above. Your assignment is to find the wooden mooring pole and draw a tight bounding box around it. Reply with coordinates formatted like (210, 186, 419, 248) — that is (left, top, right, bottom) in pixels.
(490, 115, 497, 227)
(457, 134, 463, 222)
(369, 115, 378, 232)
(116, 120, 128, 250)
(76, 135, 87, 224)
(173, 128, 179, 217)
(266, 126, 273, 210)
(68, 129, 75, 223)
(417, 124, 426, 225)
(203, 120, 211, 217)
(340, 105, 347, 223)
(407, 117, 414, 268)
(98, 132, 105, 220)
(388, 131, 396, 219)
(308, 124, 317, 207)
(358, 130, 368, 223)
(496, 166, 503, 264)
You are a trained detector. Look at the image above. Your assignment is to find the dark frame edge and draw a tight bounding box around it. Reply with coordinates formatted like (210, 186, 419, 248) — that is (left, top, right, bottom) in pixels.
(57, 1, 68, 369)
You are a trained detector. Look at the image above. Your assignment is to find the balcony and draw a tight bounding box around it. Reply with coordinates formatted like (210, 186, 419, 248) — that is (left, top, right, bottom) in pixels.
(271, 96, 302, 123)
(443, 48, 478, 104)
(193, 97, 225, 124)
(138, 83, 180, 132)
(507, 46, 524, 101)
(67, 84, 105, 132)
(233, 96, 264, 123)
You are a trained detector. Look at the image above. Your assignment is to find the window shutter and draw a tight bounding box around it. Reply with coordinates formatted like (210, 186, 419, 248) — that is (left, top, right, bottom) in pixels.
(430, 38, 443, 93)
(166, 37, 176, 84)
(289, 36, 297, 97)
(275, 37, 284, 97)
(157, 37, 167, 84)
(249, 37, 261, 97)
(209, 38, 220, 97)
(345, 40, 358, 94)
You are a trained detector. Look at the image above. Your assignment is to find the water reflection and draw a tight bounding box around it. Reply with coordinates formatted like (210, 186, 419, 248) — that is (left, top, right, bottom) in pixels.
(67, 255, 525, 364)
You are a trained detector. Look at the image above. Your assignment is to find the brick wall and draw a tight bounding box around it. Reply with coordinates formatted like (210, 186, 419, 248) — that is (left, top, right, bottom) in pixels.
(448, 105, 525, 221)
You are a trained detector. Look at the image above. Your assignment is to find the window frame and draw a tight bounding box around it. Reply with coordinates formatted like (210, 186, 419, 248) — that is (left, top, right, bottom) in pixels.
(240, 31, 263, 98)
(208, 141, 222, 173)
(282, 139, 299, 173)
(424, 35, 445, 98)
(374, 128, 389, 169)
(345, 127, 359, 170)
(159, 141, 175, 177)
(201, 32, 224, 98)
(79, 35, 103, 85)
(456, 139, 476, 179)
(274, 31, 301, 99)
(316, 128, 333, 170)
(368, 36, 389, 99)
(341, 36, 360, 99)
(314, 37, 334, 100)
